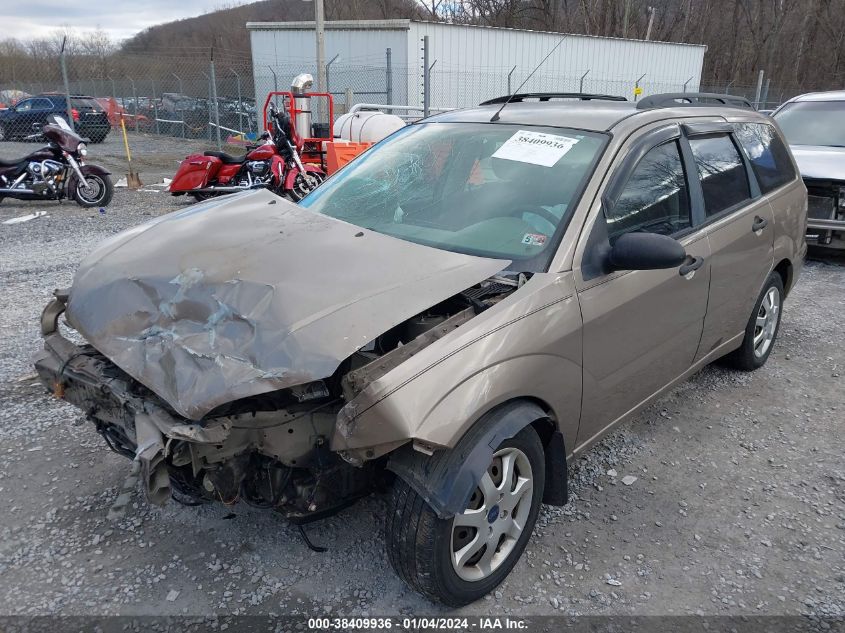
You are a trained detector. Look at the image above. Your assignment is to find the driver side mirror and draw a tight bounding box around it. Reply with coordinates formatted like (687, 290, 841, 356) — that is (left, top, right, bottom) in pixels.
(607, 232, 687, 271)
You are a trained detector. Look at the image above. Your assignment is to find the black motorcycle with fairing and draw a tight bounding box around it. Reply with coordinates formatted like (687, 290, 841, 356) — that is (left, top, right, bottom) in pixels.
(0, 116, 113, 208)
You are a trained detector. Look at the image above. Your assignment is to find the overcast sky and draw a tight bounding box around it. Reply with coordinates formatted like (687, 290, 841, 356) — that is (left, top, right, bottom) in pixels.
(2, 1, 226, 42)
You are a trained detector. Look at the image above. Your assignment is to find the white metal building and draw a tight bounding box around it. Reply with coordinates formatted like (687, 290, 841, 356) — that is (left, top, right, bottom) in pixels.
(247, 19, 707, 113)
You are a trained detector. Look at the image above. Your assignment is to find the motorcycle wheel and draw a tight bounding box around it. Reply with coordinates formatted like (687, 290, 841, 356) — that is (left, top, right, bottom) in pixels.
(287, 171, 325, 202)
(190, 192, 220, 202)
(73, 173, 114, 208)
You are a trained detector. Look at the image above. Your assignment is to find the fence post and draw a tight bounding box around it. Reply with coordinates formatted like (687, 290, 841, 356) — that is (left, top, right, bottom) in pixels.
(754, 70, 765, 108)
(683, 76, 693, 92)
(635, 73, 646, 101)
(386, 48, 393, 109)
(761, 78, 771, 109)
(579, 69, 590, 93)
(230, 69, 243, 134)
(129, 78, 138, 133)
(152, 79, 160, 135)
(172, 73, 185, 138)
(725, 79, 735, 95)
(326, 53, 340, 100)
(109, 76, 116, 99)
(210, 52, 222, 149)
(345, 88, 354, 114)
(508, 66, 517, 95)
(59, 37, 75, 132)
(422, 35, 430, 117)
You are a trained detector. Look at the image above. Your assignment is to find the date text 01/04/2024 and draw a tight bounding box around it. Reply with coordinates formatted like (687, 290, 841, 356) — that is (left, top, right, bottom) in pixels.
(306, 616, 528, 630)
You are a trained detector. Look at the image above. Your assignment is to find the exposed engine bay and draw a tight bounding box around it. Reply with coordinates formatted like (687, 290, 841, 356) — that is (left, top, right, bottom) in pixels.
(805, 178, 845, 246)
(35, 275, 520, 522)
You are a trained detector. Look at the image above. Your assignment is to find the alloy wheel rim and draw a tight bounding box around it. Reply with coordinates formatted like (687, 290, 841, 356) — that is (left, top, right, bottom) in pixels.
(450, 446, 533, 582)
(753, 287, 780, 358)
(78, 176, 105, 204)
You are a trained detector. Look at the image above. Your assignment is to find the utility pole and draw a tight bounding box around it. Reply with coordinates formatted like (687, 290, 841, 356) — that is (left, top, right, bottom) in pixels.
(622, 0, 631, 38)
(60, 36, 75, 132)
(645, 7, 656, 41)
(314, 0, 327, 95)
(209, 45, 221, 149)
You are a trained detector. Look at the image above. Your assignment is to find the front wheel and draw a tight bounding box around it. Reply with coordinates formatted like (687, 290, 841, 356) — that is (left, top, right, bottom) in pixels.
(722, 272, 784, 370)
(73, 173, 114, 208)
(386, 426, 545, 607)
(286, 171, 325, 202)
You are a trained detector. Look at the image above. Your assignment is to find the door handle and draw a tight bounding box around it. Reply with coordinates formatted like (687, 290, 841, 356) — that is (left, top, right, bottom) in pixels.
(752, 216, 769, 232)
(679, 256, 705, 277)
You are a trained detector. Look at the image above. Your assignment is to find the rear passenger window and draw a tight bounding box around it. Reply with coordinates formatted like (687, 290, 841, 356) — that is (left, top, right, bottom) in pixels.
(734, 123, 796, 193)
(689, 134, 751, 217)
(606, 140, 691, 242)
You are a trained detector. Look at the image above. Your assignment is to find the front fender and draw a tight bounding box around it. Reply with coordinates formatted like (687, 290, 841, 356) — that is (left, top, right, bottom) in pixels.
(79, 163, 111, 176)
(387, 401, 566, 519)
(67, 162, 111, 195)
(283, 164, 323, 190)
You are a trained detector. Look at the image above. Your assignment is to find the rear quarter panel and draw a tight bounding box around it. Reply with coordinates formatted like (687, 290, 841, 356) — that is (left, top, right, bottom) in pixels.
(768, 178, 807, 293)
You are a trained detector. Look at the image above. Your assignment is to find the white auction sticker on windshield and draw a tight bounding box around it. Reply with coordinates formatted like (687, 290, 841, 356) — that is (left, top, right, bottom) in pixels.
(492, 130, 579, 167)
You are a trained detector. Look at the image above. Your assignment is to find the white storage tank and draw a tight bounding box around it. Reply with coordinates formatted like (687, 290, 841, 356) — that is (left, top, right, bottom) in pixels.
(334, 110, 406, 144)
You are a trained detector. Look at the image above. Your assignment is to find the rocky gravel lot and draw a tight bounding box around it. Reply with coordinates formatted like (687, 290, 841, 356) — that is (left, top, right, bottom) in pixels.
(0, 136, 843, 621)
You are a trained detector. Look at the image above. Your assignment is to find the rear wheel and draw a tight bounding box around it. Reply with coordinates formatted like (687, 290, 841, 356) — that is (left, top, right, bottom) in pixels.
(73, 173, 113, 208)
(190, 192, 220, 202)
(722, 272, 784, 370)
(386, 426, 544, 606)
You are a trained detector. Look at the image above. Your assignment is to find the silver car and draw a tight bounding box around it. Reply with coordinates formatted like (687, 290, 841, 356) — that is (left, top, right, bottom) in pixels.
(773, 90, 845, 249)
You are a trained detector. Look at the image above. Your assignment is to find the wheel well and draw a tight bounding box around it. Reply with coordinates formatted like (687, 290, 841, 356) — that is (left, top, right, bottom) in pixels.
(774, 259, 793, 296)
(506, 397, 569, 507)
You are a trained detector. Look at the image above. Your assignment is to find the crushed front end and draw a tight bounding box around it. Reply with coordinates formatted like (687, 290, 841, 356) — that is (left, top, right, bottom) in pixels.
(35, 290, 378, 521)
(805, 178, 845, 248)
(35, 272, 519, 521)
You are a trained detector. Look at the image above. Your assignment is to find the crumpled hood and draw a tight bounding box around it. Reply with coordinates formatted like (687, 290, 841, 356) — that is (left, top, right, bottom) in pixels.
(66, 189, 508, 420)
(790, 145, 845, 181)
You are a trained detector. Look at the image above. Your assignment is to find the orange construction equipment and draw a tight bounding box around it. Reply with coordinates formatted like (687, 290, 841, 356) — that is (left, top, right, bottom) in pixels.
(325, 141, 372, 175)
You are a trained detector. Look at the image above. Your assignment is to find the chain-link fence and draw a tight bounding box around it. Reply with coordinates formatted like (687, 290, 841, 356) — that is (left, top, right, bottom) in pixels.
(0, 48, 824, 148)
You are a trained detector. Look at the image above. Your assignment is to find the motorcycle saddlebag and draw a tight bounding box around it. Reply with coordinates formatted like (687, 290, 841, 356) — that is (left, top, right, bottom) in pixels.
(169, 154, 222, 193)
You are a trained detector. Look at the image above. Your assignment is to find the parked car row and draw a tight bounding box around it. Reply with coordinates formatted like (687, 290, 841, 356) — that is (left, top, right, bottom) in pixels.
(0, 94, 111, 143)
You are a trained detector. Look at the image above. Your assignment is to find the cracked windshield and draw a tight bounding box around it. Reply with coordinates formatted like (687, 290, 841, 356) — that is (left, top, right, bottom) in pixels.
(300, 123, 606, 269)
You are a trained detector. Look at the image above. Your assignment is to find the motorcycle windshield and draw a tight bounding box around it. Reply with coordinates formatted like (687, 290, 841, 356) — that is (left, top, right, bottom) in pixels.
(43, 115, 84, 150)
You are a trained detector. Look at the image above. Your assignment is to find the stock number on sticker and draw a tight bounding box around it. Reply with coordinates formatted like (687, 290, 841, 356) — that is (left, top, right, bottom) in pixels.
(308, 618, 394, 630)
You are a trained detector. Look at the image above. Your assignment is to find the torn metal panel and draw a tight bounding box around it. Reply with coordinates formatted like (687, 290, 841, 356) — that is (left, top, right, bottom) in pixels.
(64, 189, 508, 420)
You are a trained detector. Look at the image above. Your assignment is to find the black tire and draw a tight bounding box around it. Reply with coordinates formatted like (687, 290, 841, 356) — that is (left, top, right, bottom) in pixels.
(190, 192, 220, 202)
(386, 425, 545, 607)
(88, 132, 108, 144)
(722, 272, 784, 371)
(73, 173, 114, 208)
(286, 171, 325, 202)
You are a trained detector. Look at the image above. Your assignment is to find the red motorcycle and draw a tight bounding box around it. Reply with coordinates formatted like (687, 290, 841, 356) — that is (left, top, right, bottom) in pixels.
(169, 103, 325, 202)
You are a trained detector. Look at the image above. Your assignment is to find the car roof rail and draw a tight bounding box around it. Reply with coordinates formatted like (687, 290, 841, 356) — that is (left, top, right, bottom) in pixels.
(636, 92, 755, 110)
(479, 92, 628, 105)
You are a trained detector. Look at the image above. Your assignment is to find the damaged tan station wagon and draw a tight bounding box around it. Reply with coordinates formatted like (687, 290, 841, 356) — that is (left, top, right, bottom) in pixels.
(35, 92, 807, 606)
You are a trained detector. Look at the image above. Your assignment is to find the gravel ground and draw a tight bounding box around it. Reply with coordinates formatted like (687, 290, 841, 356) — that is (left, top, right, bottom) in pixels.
(0, 143, 843, 620)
